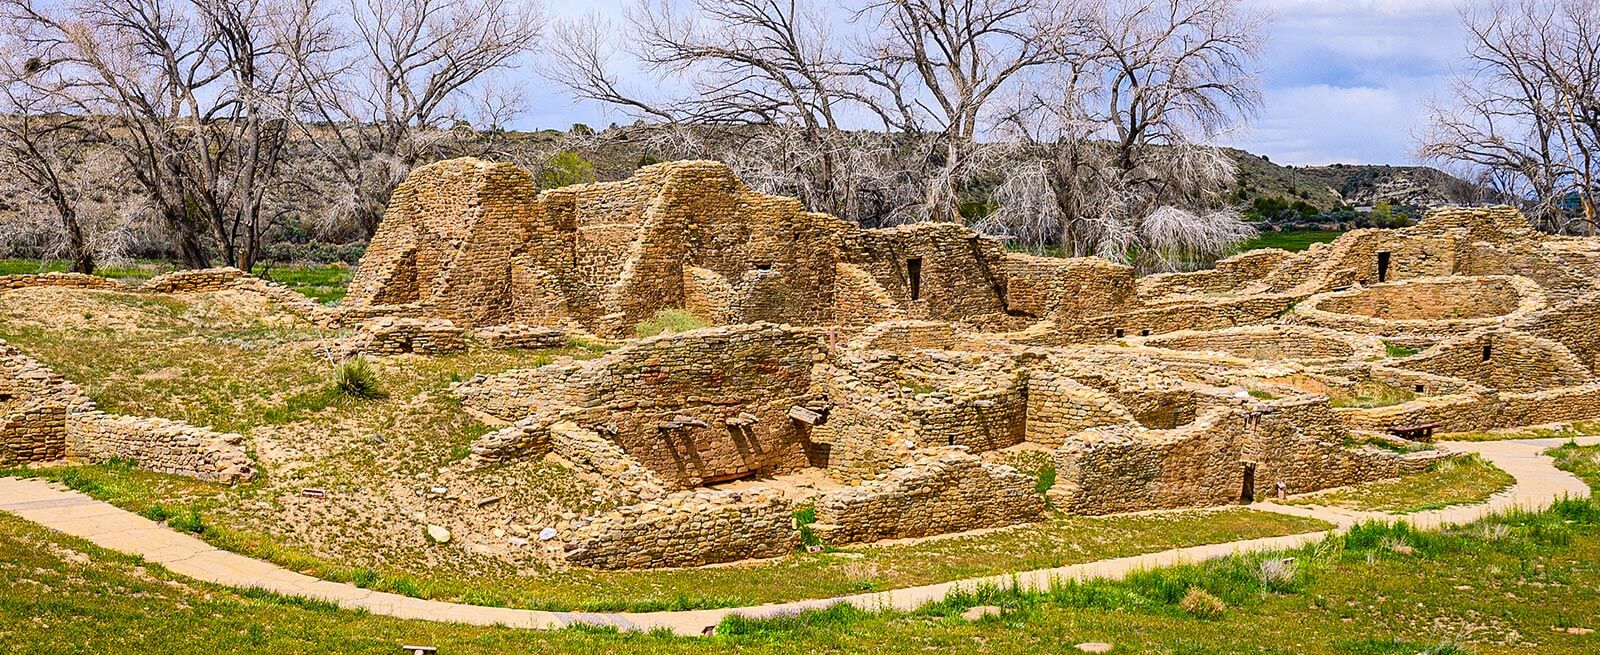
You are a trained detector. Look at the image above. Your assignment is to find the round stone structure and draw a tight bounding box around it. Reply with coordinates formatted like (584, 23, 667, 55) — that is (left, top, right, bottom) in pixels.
(1290, 276, 1546, 337)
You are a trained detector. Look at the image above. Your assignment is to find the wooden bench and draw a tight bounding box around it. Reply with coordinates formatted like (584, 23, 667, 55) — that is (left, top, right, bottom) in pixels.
(1387, 422, 1438, 442)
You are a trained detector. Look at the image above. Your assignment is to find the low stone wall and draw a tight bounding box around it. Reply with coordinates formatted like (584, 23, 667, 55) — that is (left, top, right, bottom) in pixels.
(142, 267, 248, 293)
(1023, 369, 1136, 447)
(67, 412, 254, 484)
(1054, 401, 1448, 515)
(1291, 276, 1546, 336)
(560, 487, 796, 569)
(359, 317, 467, 355)
(810, 448, 1045, 544)
(0, 272, 125, 292)
(475, 323, 569, 350)
(1137, 326, 1374, 363)
(0, 401, 66, 466)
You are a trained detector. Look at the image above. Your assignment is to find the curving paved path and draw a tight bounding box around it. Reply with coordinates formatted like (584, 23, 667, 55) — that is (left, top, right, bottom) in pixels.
(1, 436, 1594, 636)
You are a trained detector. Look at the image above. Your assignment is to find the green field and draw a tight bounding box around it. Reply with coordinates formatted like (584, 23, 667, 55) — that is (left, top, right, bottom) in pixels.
(1233, 229, 1345, 253)
(3, 454, 1598, 654)
(0, 258, 352, 303)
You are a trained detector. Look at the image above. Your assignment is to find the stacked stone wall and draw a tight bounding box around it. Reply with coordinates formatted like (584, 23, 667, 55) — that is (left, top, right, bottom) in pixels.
(1392, 329, 1592, 392)
(1054, 401, 1447, 514)
(560, 488, 796, 569)
(66, 411, 253, 483)
(810, 448, 1044, 544)
(143, 267, 247, 293)
(0, 401, 66, 466)
(358, 317, 467, 355)
(0, 272, 125, 292)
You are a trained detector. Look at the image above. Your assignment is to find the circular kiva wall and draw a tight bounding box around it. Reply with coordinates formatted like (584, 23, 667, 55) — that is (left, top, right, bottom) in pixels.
(1292, 276, 1545, 336)
(1135, 326, 1376, 363)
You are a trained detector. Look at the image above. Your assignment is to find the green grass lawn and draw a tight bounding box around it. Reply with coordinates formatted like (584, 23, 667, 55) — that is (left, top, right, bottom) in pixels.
(1283, 455, 1515, 513)
(1447, 421, 1600, 442)
(4, 492, 1598, 653)
(0, 258, 352, 304)
(1233, 229, 1344, 253)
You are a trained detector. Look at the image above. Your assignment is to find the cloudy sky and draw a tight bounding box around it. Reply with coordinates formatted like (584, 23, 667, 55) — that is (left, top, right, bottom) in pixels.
(519, 0, 1471, 167)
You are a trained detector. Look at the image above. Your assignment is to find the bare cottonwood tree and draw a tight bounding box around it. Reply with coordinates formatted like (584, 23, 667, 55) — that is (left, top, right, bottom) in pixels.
(545, 0, 907, 221)
(4, 0, 329, 270)
(980, 0, 1265, 271)
(0, 19, 101, 272)
(856, 0, 1074, 222)
(1419, 0, 1600, 233)
(289, 0, 544, 239)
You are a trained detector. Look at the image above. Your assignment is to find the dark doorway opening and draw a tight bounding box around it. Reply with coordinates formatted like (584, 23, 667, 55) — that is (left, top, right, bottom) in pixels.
(906, 258, 923, 301)
(1482, 343, 1492, 361)
(1376, 251, 1391, 282)
(1241, 462, 1257, 503)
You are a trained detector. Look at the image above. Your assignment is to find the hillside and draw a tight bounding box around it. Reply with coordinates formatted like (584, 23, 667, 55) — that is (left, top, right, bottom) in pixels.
(1226, 148, 1490, 211)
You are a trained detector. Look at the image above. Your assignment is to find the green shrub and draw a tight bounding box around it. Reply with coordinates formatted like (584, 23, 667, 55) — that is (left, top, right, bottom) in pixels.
(793, 506, 822, 549)
(635, 309, 708, 338)
(541, 151, 596, 189)
(1382, 341, 1419, 358)
(1034, 462, 1057, 496)
(333, 356, 382, 399)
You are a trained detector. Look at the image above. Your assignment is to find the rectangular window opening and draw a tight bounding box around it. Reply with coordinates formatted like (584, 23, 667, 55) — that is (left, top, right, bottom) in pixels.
(1376, 251, 1391, 283)
(1140, 329, 1151, 336)
(907, 257, 923, 301)
(1482, 343, 1492, 362)
(1114, 328, 1125, 338)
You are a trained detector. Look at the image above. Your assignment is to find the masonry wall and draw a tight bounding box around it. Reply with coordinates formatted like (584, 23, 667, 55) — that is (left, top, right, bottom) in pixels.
(1053, 401, 1447, 514)
(0, 272, 125, 292)
(810, 448, 1045, 544)
(560, 488, 796, 569)
(1393, 329, 1593, 392)
(0, 401, 66, 466)
(66, 412, 254, 484)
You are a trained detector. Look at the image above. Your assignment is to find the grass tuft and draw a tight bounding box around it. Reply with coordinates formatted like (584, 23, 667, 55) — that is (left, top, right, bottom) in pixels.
(333, 356, 383, 399)
(634, 309, 708, 338)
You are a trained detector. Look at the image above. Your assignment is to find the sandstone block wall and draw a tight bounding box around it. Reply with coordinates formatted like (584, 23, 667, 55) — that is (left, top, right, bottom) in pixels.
(560, 488, 796, 569)
(810, 448, 1044, 544)
(0, 272, 125, 292)
(143, 267, 248, 293)
(1393, 329, 1593, 392)
(358, 317, 467, 355)
(67, 411, 254, 484)
(0, 401, 66, 466)
(474, 324, 571, 350)
(1053, 401, 1448, 515)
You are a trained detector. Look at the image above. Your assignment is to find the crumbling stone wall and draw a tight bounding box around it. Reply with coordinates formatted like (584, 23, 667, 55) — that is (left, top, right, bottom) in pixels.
(1291, 276, 1545, 336)
(560, 488, 796, 569)
(143, 267, 248, 293)
(810, 448, 1045, 544)
(66, 411, 254, 483)
(1139, 326, 1370, 362)
(355, 317, 467, 355)
(1393, 329, 1593, 392)
(1053, 400, 1448, 514)
(0, 272, 125, 292)
(1023, 368, 1136, 448)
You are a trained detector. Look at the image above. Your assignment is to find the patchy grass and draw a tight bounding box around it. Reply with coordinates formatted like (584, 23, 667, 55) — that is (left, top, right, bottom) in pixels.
(0, 258, 351, 302)
(634, 309, 709, 337)
(5, 500, 1600, 653)
(1551, 442, 1600, 491)
(1382, 340, 1419, 358)
(1447, 421, 1600, 442)
(1283, 455, 1515, 513)
(1329, 380, 1417, 409)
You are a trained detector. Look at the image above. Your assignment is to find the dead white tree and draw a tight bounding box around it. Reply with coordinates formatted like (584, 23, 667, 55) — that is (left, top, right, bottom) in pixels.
(0, 18, 102, 272)
(981, 0, 1265, 271)
(1419, 0, 1600, 233)
(3, 0, 329, 270)
(289, 0, 544, 238)
(856, 0, 1074, 223)
(544, 0, 910, 222)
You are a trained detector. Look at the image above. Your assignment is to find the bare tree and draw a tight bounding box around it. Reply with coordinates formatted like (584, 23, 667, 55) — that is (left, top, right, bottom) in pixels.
(856, 0, 1075, 222)
(289, 0, 544, 238)
(0, 19, 101, 272)
(980, 0, 1265, 271)
(545, 0, 900, 221)
(3, 0, 330, 270)
(1419, 0, 1600, 233)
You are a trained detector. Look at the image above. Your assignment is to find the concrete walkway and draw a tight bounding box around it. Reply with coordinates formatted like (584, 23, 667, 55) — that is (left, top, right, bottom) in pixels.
(1, 437, 1594, 636)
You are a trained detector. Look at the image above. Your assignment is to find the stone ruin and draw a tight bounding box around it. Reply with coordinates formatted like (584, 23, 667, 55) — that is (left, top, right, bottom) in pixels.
(12, 155, 1600, 572)
(331, 157, 1600, 569)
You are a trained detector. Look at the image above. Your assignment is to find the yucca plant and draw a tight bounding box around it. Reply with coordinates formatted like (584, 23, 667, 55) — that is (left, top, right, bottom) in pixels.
(333, 356, 382, 399)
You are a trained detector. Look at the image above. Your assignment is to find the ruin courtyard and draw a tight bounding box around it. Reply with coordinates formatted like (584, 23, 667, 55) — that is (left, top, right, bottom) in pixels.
(1, 159, 1598, 584)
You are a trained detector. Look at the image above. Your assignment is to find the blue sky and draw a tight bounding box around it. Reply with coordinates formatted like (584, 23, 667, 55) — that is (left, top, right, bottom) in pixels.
(519, 0, 1468, 166)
